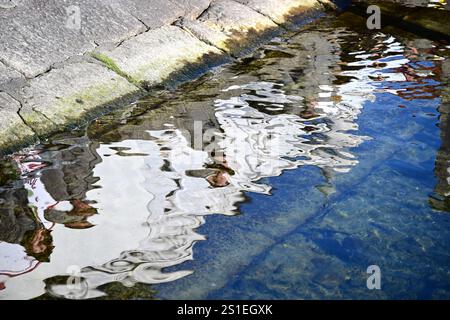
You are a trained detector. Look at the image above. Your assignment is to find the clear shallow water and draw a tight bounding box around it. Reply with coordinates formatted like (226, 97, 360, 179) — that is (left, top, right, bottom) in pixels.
(0, 12, 449, 299)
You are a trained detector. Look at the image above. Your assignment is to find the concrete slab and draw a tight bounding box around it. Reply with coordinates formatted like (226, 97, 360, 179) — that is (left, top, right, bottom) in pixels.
(177, 0, 326, 55)
(174, 17, 230, 52)
(0, 62, 25, 93)
(234, 0, 324, 24)
(0, 0, 145, 78)
(19, 61, 142, 136)
(95, 25, 225, 87)
(198, 0, 277, 34)
(117, 0, 184, 29)
(0, 92, 35, 154)
(194, 0, 279, 55)
(0, 0, 333, 154)
(112, 0, 212, 28)
(170, 0, 212, 19)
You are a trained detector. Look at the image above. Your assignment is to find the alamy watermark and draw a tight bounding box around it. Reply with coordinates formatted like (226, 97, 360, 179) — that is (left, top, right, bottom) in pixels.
(366, 5, 381, 30)
(65, 265, 88, 299)
(366, 265, 381, 290)
(65, 5, 81, 31)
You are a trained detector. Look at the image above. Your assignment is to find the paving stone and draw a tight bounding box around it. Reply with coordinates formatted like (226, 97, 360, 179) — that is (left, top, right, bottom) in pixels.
(117, 0, 213, 28)
(95, 25, 225, 87)
(174, 17, 230, 52)
(0, 92, 35, 154)
(235, 0, 325, 25)
(194, 0, 279, 55)
(0, 0, 330, 153)
(19, 61, 142, 136)
(198, 0, 277, 35)
(0, 62, 25, 93)
(0, 0, 145, 78)
(118, 0, 184, 29)
(0, 0, 18, 9)
(171, 0, 212, 19)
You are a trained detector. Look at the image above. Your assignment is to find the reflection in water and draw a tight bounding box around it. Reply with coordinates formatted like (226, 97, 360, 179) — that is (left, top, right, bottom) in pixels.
(386, 0, 448, 9)
(0, 13, 449, 299)
(430, 57, 450, 210)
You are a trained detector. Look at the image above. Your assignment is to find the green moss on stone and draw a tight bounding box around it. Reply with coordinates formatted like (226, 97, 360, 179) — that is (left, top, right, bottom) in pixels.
(91, 53, 141, 87)
(21, 80, 140, 137)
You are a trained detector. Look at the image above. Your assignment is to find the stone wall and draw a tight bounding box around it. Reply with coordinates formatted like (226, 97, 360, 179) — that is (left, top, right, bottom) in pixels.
(0, 0, 335, 155)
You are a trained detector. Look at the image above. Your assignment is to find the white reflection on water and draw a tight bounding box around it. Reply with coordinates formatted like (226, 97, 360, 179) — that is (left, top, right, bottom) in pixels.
(0, 31, 427, 299)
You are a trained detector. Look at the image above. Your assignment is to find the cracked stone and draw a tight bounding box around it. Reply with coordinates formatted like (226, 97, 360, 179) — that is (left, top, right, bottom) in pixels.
(0, 92, 36, 154)
(0, 61, 26, 93)
(0, 0, 328, 154)
(0, 0, 145, 78)
(171, 0, 212, 19)
(118, 0, 185, 29)
(198, 0, 277, 33)
(175, 17, 230, 52)
(96, 25, 225, 87)
(19, 61, 142, 136)
(234, 0, 325, 25)
(195, 0, 279, 55)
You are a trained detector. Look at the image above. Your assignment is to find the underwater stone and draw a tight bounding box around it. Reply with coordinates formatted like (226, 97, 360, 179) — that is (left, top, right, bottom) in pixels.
(403, 9, 450, 37)
(353, 0, 450, 37)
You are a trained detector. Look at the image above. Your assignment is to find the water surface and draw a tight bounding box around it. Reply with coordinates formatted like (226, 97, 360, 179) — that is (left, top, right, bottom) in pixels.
(0, 11, 449, 299)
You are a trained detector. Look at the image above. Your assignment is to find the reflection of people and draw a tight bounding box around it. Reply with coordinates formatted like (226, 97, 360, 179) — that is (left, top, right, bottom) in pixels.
(394, 40, 443, 100)
(0, 158, 55, 292)
(18, 138, 102, 230)
(0, 227, 54, 291)
(20, 228, 54, 263)
(430, 59, 450, 211)
(205, 155, 233, 188)
(0, 188, 54, 291)
(44, 199, 98, 229)
(206, 170, 231, 188)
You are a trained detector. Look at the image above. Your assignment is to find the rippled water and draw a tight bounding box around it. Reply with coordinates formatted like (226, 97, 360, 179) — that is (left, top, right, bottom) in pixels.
(0, 11, 449, 299)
